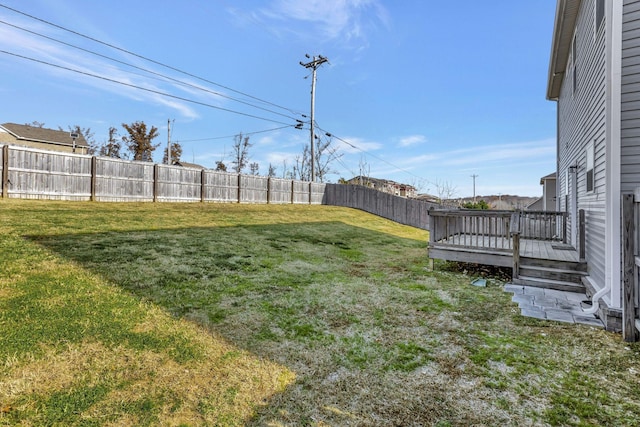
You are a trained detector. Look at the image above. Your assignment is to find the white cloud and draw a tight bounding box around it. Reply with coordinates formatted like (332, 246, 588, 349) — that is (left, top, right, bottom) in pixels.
(257, 0, 388, 45)
(440, 139, 556, 167)
(0, 16, 202, 119)
(398, 134, 427, 147)
(335, 136, 383, 154)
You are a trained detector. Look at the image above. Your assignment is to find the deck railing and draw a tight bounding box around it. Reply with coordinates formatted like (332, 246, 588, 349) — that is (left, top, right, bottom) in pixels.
(428, 209, 569, 253)
(518, 210, 567, 242)
(428, 209, 514, 251)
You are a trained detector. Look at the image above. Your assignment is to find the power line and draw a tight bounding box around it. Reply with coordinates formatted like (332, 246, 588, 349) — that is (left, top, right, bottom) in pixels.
(315, 123, 434, 185)
(0, 3, 306, 117)
(0, 19, 301, 122)
(178, 125, 293, 142)
(0, 49, 294, 126)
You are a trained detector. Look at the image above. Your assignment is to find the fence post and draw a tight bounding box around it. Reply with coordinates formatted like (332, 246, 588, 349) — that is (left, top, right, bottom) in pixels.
(267, 177, 271, 204)
(200, 169, 206, 203)
(291, 180, 295, 204)
(90, 156, 97, 201)
(2, 145, 8, 198)
(153, 164, 159, 202)
(623, 194, 638, 342)
(309, 182, 313, 204)
(237, 174, 242, 203)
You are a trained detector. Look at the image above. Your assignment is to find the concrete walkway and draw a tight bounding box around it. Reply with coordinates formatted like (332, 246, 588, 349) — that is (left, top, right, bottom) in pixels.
(504, 284, 604, 328)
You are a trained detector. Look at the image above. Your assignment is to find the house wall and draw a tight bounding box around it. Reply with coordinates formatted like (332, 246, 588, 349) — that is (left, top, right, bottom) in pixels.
(0, 128, 88, 155)
(543, 178, 557, 210)
(621, 0, 640, 192)
(557, 0, 607, 292)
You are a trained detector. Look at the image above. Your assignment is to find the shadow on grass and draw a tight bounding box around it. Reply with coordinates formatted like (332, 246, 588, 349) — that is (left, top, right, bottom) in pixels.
(28, 221, 442, 424)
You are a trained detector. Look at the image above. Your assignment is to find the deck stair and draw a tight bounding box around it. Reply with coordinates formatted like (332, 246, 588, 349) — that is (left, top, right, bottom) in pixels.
(512, 256, 587, 293)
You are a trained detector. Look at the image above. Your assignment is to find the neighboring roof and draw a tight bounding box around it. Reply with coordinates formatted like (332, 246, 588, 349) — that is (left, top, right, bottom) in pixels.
(540, 172, 557, 184)
(172, 160, 205, 169)
(526, 197, 544, 210)
(0, 122, 89, 148)
(547, 0, 581, 100)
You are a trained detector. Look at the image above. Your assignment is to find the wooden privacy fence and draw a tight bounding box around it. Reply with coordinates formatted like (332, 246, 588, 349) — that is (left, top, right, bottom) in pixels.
(1, 145, 439, 229)
(323, 184, 438, 230)
(0, 145, 325, 204)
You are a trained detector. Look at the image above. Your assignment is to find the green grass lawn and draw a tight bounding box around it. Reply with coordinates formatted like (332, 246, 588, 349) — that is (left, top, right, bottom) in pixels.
(1, 199, 640, 426)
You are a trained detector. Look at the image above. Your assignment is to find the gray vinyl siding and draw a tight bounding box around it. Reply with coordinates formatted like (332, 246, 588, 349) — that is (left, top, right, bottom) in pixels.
(556, 0, 607, 289)
(622, 0, 640, 192)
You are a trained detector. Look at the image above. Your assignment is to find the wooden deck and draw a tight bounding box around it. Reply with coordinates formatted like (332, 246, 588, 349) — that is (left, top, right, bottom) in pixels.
(431, 235, 580, 262)
(427, 209, 587, 292)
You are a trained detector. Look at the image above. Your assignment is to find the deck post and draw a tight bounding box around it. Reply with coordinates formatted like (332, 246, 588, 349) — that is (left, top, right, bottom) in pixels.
(579, 209, 586, 262)
(512, 233, 520, 280)
(510, 211, 521, 281)
(622, 194, 638, 342)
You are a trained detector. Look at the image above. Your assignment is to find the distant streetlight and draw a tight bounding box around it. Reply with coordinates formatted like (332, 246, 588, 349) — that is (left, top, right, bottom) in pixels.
(70, 132, 79, 153)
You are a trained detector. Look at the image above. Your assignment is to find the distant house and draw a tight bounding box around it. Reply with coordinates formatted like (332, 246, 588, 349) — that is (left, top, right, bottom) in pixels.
(0, 123, 89, 154)
(526, 173, 556, 211)
(346, 176, 417, 198)
(546, 0, 640, 332)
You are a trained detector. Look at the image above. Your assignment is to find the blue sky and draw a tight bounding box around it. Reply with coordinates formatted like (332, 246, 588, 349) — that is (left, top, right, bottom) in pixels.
(0, 1, 557, 197)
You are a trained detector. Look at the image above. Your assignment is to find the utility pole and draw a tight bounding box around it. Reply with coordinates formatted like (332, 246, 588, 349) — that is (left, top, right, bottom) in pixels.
(300, 54, 328, 182)
(167, 119, 171, 165)
(471, 174, 479, 203)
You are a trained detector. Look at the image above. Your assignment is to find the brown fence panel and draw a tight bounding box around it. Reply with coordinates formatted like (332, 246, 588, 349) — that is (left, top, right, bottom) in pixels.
(94, 157, 154, 202)
(292, 180, 309, 204)
(268, 178, 292, 204)
(240, 175, 268, 203)
(310, 182, 326, 204)
(156, 164, 202, 202)
(204, 171, 237, 202)
(7, 146, 92, 200)
(323, 184, 436, 230)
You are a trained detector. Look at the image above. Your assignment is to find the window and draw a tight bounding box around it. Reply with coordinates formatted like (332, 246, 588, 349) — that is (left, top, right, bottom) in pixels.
(586, 143, 595, 192)
(595, 0, 604, 32)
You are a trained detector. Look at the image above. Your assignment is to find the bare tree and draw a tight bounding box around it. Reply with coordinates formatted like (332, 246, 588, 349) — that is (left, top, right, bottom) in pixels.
(358, 155, 371, 185)
(249, 162, 259, 175)
(26, 121, 45, 128)
(314, 135, 343, 183)
(231, 133, 252, 173)
(122, 121, 160, 161)
(291, 135, 342, 182)
(434, 179, 457, 205)
(98, 126, 124, 158)
(407, 177, 427, 195)
(281, 159, 292, 179)
(267, 163, 277, 177)
(293, 145, 311, 181)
